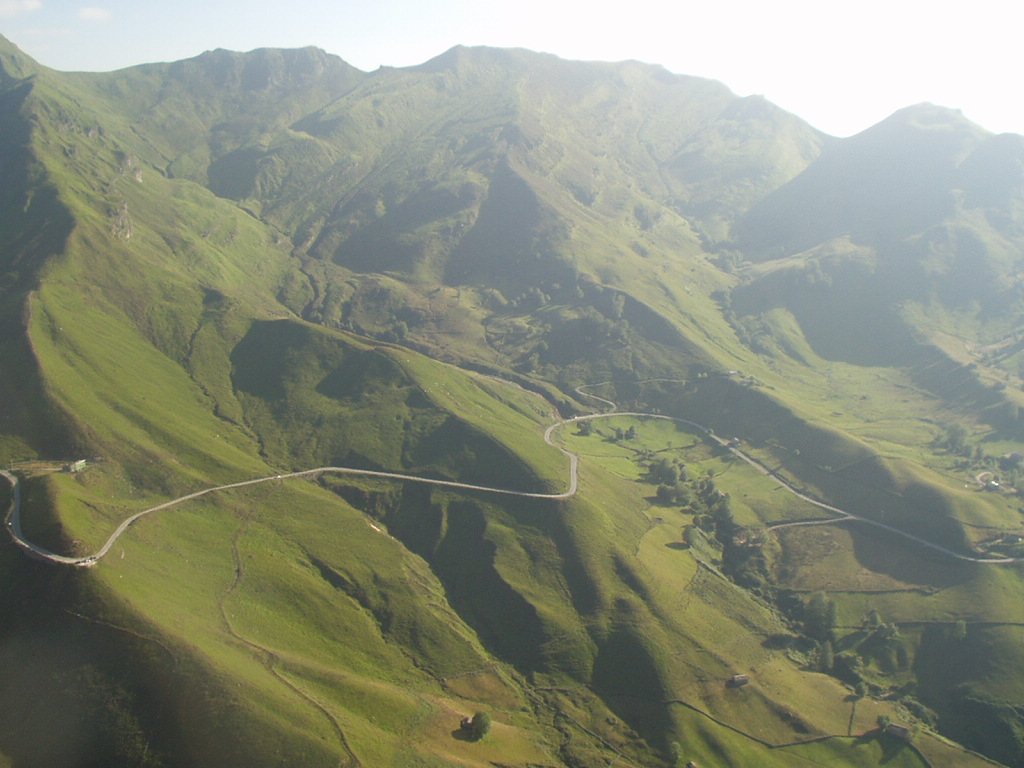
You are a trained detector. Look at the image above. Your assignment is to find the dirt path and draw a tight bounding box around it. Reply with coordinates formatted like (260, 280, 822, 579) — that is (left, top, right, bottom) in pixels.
(219, 522, 361, 767)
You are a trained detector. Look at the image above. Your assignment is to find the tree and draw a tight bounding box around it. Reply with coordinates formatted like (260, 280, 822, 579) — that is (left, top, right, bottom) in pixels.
(876, 622, 900, 642)
(941, 424, 969, 455)
(650, 458, 678, 485)
(833, 651, 863, 685)
(864, 609, 883, 629)
(578, 420, 593, 436)
(674, 484, 692, 505)
(669, 741, 684, 766)
(694, 514, 715, 532)
(818, 640, 835, 672)
(805, 592, 837, 642)
(468, 711, 491, 740)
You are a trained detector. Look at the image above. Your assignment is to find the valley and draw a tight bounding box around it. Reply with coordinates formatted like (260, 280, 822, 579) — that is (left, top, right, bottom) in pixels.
(2, 34, 1024, 767)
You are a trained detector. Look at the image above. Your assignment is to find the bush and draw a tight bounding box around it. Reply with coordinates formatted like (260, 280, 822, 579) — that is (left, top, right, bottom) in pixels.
(468, 711, 492, 740)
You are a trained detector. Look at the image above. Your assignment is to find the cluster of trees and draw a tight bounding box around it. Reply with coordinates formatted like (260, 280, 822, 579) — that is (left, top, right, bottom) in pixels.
(614, 425, 638, 441)
(645, 453, 772, 590)
(938, 424, 970, 456)
(765, 596, 942, 731)
(675, 471, 770, 589)
(805, 602, 912, 685)
(649, 457, 690, 504)
(936, 424, 1024, 488)
(649, 457, 684, 485)
(855, 613, 909, 676)
(690, 475, 732, 527)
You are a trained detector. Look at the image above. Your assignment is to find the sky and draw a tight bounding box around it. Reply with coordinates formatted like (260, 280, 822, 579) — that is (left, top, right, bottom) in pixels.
(1, 0, 1020, 138)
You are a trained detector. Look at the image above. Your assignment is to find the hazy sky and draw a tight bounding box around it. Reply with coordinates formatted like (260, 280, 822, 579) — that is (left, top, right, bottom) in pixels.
(2, 0, 1019, 138)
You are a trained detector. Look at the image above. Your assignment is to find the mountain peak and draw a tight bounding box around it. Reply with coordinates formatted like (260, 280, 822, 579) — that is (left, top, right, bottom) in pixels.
(0, 34, 39, 81)
(151, 44, 364, 105)
(180, 44, 360, 81)
(415, 44, 552, 75)
(865, 102, 986, 138)
(830, 101, 990, 173)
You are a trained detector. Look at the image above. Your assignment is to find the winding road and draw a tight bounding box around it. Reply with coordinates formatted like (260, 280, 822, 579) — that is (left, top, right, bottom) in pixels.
(1, 414, 589, 567)
(3, 388, 1022, 567)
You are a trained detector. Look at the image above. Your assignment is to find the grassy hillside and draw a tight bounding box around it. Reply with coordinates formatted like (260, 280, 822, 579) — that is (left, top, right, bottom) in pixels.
(2, 34, 1024, 766)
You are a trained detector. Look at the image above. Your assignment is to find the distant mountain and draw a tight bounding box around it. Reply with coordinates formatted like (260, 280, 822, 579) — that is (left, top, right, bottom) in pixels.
(2, 35, 1024, 767)
(739, 103, 1011, 253)
(733, 103, 1024, 380)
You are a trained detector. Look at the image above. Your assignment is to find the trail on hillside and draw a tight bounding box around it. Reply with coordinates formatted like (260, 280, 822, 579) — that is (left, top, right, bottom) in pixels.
(219, 520, 362, 768)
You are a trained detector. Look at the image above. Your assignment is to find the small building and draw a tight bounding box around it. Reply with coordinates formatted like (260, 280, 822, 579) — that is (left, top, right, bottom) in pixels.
(732, 530, 765, 549)
(727, 674, 750, 688)
(64, 460, 87, 473)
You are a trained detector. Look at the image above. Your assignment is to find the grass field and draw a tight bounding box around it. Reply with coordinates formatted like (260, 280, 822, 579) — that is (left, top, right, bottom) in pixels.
(4, 42, 1024, 766)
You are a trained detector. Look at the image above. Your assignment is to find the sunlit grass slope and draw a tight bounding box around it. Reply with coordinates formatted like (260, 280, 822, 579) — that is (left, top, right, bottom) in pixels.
(2, 35, 1023, 767)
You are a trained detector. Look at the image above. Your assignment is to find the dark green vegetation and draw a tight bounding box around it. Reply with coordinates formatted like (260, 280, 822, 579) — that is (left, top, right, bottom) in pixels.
(1, 33, 1024, 766)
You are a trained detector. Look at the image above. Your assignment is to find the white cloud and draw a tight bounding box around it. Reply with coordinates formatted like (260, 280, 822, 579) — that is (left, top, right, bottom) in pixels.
(78, 6, 111, 21)
(0, 0, 42, 19)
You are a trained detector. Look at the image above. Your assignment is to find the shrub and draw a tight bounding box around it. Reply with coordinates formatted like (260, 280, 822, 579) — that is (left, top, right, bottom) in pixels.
(468, 711, 492, 740)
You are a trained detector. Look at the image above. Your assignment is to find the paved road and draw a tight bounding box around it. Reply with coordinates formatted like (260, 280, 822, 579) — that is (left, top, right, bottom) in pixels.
(3, 404, 1021, 567)
(1, 416, 582, 567)
(4, 468, 103, 565)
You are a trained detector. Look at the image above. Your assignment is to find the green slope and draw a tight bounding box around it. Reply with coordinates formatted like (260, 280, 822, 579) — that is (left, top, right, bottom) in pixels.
(2, 35, 1023, 767)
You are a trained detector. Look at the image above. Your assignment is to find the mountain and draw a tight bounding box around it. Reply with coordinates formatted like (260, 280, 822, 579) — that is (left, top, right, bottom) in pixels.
(2, 34, 1024, 767)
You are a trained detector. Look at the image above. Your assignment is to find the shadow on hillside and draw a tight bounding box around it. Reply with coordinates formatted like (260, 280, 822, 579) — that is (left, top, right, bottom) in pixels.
(450, 727, 486, 743)
(761, 634, 797, 650)
(847, 524, 973, 588)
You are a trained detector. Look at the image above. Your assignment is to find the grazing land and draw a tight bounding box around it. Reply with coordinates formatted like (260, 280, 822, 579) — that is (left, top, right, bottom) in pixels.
(2, 35, 1024, 766)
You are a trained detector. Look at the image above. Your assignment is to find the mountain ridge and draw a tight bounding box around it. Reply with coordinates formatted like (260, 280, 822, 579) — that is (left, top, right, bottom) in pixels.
(2, 39, 1024, 768)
